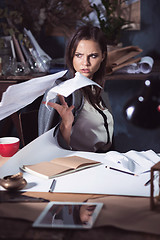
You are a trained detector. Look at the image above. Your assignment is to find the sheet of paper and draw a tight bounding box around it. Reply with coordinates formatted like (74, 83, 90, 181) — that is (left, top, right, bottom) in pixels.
(0, 71, 100, 120)
(103, 150, 159, 174)
(116, 56, 154, 74)
(0, 127, 159, 197)
(139, 56, 154, 74)
(0, 70, 67, 120)
(45, 72, 102, 105)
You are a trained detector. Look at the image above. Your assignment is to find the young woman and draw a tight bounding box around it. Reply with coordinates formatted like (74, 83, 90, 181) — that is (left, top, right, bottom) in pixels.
(38, 25, 114, 152)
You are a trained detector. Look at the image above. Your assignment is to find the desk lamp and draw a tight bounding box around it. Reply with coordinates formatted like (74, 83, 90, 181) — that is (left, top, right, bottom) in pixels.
(123, 76, 160, 129)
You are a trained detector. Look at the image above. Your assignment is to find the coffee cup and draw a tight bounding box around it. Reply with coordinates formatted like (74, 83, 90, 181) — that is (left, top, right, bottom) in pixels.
(0, 137, 20, 157)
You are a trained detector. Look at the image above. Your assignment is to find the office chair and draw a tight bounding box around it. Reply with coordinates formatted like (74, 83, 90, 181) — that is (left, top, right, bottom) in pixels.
(18, 110, 38, 147)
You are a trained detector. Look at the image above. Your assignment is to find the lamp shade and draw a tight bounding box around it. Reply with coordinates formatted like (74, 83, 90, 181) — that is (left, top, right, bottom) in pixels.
(123, 77, 160, 129)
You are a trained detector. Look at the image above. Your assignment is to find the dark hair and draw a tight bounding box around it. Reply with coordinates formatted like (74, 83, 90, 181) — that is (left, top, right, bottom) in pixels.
(65, 25, 107, 109)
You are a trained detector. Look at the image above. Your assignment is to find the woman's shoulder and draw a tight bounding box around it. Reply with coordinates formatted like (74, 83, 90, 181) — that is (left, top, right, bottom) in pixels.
(56, 70, 72, 82)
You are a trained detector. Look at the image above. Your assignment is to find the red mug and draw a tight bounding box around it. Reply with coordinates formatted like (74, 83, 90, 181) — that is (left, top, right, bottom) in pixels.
(0, 137, 20, 157)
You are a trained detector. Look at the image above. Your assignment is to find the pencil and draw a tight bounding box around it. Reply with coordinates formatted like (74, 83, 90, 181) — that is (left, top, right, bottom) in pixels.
(144, 179, 151, 186)
(144, 174, 158, 186)
(105, 166, 138, 176)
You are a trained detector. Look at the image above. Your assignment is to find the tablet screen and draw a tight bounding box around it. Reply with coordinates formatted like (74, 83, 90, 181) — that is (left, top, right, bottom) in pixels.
(33, 201, 103, 229)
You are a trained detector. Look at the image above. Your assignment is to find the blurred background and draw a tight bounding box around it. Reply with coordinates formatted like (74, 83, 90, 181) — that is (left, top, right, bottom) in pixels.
(0, 0, 160, 152)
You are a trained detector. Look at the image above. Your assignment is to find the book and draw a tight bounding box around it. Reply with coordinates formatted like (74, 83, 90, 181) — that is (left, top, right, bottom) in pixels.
(22, 156, 101, 179)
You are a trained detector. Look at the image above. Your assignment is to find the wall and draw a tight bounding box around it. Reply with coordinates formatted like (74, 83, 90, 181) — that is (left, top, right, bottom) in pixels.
(109, 0, 160, 153)
(103, 0, 160, 153)
(105, 78, 160, 153)
(89, 0, 160, 59)
(122, 0, 160, 59)
(40, 0, 160, 60)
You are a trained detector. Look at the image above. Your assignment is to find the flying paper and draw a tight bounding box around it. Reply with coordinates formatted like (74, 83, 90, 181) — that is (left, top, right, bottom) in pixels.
(0, 70, 67, 120)
(45, 72, 102, 107)
(0, 71, 102, 120)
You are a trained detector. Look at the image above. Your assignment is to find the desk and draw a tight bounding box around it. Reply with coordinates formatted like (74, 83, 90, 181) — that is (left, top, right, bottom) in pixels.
(1, 218, 160, 240)
(0, 155, 160, 240)
(1, 68, 160, 239)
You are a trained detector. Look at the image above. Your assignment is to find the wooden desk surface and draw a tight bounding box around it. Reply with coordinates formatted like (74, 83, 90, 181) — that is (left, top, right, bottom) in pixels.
(0, 73, 45, 81)
(1, 218, 160, 240)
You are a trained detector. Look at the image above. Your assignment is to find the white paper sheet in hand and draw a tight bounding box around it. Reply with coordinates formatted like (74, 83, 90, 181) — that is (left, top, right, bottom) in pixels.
(45, 72, 102, 105)
(0, 70, 67, 120)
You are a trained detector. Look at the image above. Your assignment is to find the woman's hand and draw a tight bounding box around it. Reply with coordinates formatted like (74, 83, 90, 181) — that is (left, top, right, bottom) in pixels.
(43, 95, 75, 145)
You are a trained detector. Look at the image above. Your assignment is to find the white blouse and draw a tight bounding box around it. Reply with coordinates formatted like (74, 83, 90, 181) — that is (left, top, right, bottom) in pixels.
(70, 99, 114, 152)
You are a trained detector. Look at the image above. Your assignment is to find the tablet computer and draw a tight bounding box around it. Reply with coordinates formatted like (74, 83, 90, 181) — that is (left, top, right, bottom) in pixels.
(33, 201, 103, 229)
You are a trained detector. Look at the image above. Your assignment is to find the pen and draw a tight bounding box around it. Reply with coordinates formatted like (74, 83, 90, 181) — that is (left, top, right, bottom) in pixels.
(49, 179, 56, 192)
(144, 174, 158, 186)
(105, 166, 138, 176)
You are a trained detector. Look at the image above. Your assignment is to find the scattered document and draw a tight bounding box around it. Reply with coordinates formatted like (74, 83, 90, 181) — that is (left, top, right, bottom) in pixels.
(0, 70, 67, 120)
(0, 71, 100, 120)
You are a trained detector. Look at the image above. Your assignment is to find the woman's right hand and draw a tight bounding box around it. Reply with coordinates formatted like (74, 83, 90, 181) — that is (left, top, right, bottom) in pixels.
(44, 95, 75, 145)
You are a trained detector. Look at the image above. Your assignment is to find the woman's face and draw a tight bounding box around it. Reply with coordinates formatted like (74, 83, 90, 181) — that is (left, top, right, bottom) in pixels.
(73, 39, 104, 79)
